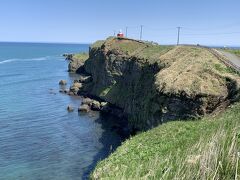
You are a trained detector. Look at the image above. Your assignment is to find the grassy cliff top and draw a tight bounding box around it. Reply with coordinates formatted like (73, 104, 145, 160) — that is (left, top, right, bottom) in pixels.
(155, 46, 240, 97)
(91, 37, 240, 97)
(91, 37, 173, 63)
(72, 52, 89, 62)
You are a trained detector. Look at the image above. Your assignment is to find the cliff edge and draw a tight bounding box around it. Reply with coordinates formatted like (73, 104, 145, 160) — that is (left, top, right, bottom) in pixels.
(71, 37, 240, 131)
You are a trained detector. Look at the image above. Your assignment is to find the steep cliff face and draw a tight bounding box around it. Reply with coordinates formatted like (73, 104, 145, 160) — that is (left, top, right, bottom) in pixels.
(77, 37, 240, 131)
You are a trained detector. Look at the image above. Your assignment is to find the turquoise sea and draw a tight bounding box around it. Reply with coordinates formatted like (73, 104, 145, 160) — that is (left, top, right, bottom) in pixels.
(0, 42, 121, 180)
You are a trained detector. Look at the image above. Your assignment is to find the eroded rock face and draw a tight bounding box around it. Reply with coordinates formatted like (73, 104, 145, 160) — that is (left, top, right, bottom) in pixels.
(68, 53, 89, 73)
(68, 59, 85, 73)
(72, 38, 240, 131)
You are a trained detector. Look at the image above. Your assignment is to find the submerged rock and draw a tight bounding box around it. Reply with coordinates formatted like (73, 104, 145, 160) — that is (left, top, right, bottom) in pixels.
(63, 54, 74, 60)
(64, 89, 69, 94)
(59, 89, 69, 94)
(68, 91, 75, 96)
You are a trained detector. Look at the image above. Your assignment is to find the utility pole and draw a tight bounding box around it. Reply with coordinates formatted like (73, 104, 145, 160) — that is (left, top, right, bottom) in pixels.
(140, 25, 143, 40)
(125, 27, 128, 37)
(177, 27, 181, 45)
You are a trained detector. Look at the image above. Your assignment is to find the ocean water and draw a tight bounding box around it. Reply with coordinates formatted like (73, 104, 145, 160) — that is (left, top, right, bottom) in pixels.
(0, 42, 121, 180)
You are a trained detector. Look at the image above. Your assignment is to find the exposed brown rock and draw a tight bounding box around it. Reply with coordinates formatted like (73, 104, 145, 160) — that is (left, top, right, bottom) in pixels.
(78, 104, 90, 113)
(91, 101, 101, 111)
(67, 105, 74, 112)
(59, 80, 67, 85)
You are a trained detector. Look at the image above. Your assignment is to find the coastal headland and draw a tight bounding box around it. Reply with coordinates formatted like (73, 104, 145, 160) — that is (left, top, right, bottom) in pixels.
(61, 37, 240, 179)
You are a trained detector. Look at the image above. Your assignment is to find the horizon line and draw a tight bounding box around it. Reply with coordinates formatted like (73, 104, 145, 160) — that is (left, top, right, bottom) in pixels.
(0, 40, 239, 47)
(0, 40, 92, 45)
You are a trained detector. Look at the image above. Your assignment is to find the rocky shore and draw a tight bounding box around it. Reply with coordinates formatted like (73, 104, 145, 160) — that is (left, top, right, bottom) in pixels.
(60, 50, 132, 136)
(61, 37, 240, 134)
(59, 76, 131, 136)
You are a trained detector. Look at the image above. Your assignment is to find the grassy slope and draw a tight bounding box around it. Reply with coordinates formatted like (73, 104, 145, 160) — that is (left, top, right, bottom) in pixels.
(72, 52, 89, 62)
(92, 102, 240, 179)
(155, 46, 240, 97)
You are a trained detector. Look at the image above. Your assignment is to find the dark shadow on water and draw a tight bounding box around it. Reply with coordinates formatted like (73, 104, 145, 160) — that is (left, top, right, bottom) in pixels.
(81, 114, 128, 180)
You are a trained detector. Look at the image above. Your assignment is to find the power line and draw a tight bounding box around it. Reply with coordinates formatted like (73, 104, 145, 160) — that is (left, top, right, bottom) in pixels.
(182, 31, 240, 36)
(112, 24, 239, 44)
(126, 26, 139, 29)
(144, 26, 176, 31)
(184, 23, 240, 31)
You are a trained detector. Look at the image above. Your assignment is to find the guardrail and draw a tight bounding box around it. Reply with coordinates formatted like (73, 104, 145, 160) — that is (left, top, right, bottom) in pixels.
(205, 47, 240, 72)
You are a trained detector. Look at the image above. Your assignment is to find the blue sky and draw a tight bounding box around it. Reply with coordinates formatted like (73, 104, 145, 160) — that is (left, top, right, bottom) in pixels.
(0, 0, 239, 45)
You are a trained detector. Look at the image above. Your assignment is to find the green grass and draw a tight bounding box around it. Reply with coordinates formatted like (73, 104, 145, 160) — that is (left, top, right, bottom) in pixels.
(91, 40, 105, 49)
(137, 45, 173, 60)
(224, 49, 240, 57)
(72, 52, 89, 62)
(92, 102, 240, 179)
(214, 63, 239, 74)
(117, 41, 146, 55)
(155, 46, 240, 97)
(91, 37, 173, 64)
(106, 38, 147, 55)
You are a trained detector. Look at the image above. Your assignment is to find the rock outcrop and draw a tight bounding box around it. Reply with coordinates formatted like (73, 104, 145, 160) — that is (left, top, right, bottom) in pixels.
(70, 37, 240, 131)
(78, 104, 90, 112)
(59, 80, 67, 85)
(68, 53, 89, 73)
(63, 53, 74, 60)
(67, 105, 74, 112)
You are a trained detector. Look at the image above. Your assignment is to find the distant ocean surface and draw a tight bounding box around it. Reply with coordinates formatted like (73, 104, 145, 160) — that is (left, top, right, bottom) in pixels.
(0, 42, 121, 180)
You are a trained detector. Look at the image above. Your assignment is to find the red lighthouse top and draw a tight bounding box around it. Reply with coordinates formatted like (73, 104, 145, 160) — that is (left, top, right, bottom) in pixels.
(117, 29, 124, 37)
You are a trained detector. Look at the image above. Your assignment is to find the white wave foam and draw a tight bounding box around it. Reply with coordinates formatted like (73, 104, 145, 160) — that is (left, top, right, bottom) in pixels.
(27, 57, 49, 61)
(0, 59, 18, 64)
(0, 56, 61, 65)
